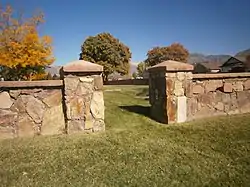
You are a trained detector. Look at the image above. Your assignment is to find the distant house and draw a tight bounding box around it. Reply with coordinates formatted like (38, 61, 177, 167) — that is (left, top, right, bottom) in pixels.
(193, 62, 221, 74)
(220, 56, 250, 73)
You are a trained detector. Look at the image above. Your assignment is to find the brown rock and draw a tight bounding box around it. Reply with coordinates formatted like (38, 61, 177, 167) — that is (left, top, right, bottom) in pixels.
(197, 93, 214, 106)
(233, 82, 243, 91)
(214, 102, 224, 111)
(222, 93, 231, 104)
(79, 77, 94, 83)
(94, 76, 103, 90)
(43, 90, 62, 107)
(205, 80, 223, 93)
(67, 97, 85, 120)
(9, 90, 21, 99)
(67, 120, 85, 133)
(244, 79, 250, 90)
(177, 72, 185, 81)
(41, 105, 65, 135)
(174, 81, 184, 96)
(193, 85, 204, 94)
(64, 77, 79, 95)
(90, 91, 104, 119)
(0, 110, 18, 127)
(21, 89, 41, 95)
(93, 119, 105, 132)
(76, 82, 94, 96)
(84, 120, 94, 129)
(10, 97, 26, 113)
(26, 96, 46, 123)
(187, 97, 197, 117)
(237, 91, 250, 107)
(167, 96, 176, 123)
(223, 83, 233, 93)
(184, 81, 193, 97)
(0, 92, 13, 109)
(17, 114, 35, 137)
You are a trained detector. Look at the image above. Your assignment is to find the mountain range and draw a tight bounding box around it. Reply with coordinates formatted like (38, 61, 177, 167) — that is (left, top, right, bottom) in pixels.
(45, 48, 250, 75)
(188, 48, 250, 64)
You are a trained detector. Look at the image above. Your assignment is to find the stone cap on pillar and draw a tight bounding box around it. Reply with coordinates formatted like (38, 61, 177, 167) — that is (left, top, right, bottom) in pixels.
(62, 60, 103, 73)
(148, 60, 194, 72)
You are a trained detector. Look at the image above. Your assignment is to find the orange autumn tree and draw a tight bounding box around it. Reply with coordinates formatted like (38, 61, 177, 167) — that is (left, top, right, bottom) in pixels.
(0, 5, 55, 80)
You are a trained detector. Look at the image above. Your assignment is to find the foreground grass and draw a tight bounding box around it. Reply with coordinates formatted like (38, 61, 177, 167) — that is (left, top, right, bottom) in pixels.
(0, 85, 250, 186)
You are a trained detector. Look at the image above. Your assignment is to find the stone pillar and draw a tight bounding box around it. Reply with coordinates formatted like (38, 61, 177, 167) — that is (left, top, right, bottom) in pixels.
(148, 60, 193, 124)
(62, 60, 105, 133)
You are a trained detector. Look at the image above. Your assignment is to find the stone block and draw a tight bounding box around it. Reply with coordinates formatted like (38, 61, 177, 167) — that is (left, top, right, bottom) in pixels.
(41, 105, 65, 135)
(9, 90, 21, 99)
(184, 81, 193, 97)
(67, 120, 85, 133)
(43, 90, 62, 107)
(167, 96, 176, 123)
(177, 96, 187, 123)
(0, 92, 13, 109)
(64, 77, 79, 95)
(223, 83, 233, 93)
(214, 102, 224, 111)
(84, 120, 94, 130)
(222, 93, 231, 104)
(197, 93, 214, 106)
(193, 85, 204, 94)
(0, 110, 18, 127)
(233, 82, 243, 91)
(93, 119, 105, 132)
(21, 89, 41, 95)
(79, 77, 94, 83)
(76, 82, 94, 96)
(244, 79, 250, 90)
(165, 73, 176, 78)
(26, 96, 46, 124)
(67, 97, 85, 120)
(205, 80, 223, 93)
(17, 114, 35, 137)
(237, 91, 250, 107)
(94, 76, 103, 90)
(177, 72, 185, 81)
(90, 91, 104, 119)
(186, 72, 193, 80)
(10, 97, 26, 113)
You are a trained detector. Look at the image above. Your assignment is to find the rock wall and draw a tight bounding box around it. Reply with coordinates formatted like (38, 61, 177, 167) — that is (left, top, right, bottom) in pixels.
(64, 74, 105, 133)
(0, 82, 65, 139)
(187, 76, 250, 120)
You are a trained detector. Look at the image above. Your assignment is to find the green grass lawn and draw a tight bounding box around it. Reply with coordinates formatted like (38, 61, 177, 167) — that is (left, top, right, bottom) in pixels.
(1, 85, 250, 187)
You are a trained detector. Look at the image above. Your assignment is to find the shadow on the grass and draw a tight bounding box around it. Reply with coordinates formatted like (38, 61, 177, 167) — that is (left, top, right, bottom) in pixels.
(119, 105, 151, 118)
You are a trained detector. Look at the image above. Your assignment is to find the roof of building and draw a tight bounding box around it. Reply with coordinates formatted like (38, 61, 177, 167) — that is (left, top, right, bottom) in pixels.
(197, 62, 222, 70)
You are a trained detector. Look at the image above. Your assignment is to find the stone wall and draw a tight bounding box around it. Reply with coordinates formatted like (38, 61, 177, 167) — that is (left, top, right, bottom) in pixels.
(148, 60, 250, 124)
(0, 81, 65, 139)
(0, 60, 105, 139)
(187, 73, 250, 120)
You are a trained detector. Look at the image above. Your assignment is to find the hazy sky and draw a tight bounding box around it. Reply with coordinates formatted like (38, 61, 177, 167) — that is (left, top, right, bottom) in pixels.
(2, 0, 250, 65)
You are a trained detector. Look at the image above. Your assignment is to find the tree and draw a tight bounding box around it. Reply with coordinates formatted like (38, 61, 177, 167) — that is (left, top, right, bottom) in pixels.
(0, 5, 55, 80)
(137, 62, 147, 77)
(80, 32, 131, 81)
(145, 43, 189, 67)
(132, 72, 137, 79)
